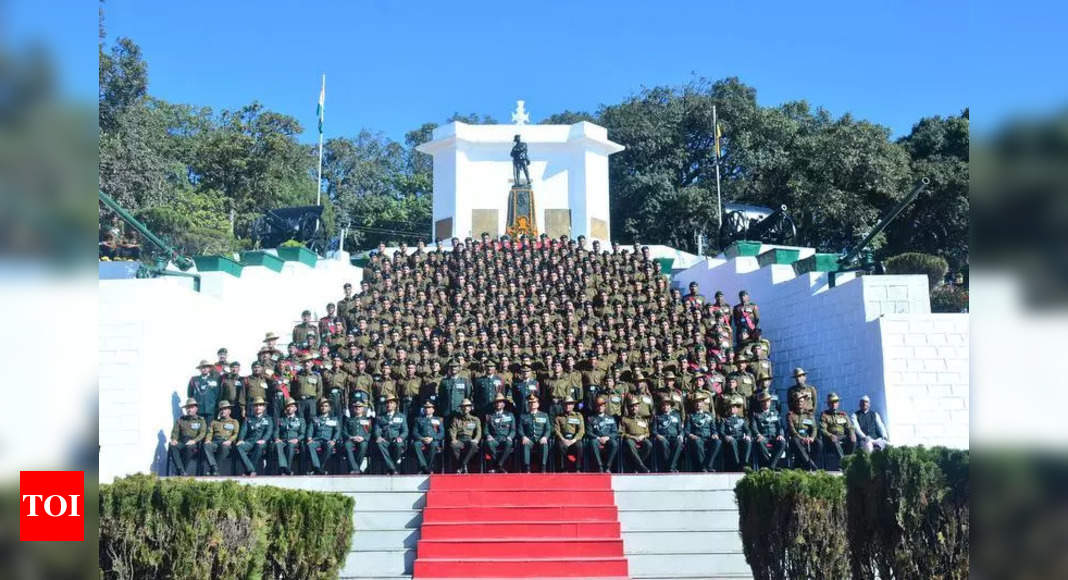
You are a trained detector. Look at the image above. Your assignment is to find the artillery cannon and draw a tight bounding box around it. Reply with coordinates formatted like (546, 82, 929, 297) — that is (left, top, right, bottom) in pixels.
(250, 205, 327, 253)
(718, 203, 797, 248)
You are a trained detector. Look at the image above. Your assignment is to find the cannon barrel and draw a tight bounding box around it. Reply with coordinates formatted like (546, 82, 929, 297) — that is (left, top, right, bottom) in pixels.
(745, 204, 790, 241)
(839, 177, 930, 267)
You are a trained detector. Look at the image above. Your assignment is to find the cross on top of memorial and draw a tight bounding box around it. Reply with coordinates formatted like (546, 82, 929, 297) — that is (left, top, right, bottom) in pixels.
(511, 100, 530, 126)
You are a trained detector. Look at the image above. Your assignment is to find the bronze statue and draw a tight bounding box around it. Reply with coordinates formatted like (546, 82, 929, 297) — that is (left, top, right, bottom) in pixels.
(510, 134, 531, 186)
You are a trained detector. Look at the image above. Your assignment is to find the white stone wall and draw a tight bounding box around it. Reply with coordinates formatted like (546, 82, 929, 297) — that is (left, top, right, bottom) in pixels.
(99, 257, 363, 482)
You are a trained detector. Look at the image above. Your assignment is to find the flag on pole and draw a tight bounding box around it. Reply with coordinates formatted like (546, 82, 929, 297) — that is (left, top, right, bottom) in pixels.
(714, 121, 722, 159)
(316, 75, 325, 134)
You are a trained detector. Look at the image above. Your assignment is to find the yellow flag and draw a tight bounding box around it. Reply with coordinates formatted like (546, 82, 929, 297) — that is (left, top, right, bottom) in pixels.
(714, 121, 722, 158)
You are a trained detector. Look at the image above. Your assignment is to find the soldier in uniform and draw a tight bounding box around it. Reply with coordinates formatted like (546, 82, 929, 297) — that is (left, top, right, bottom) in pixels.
(653, 398, 685, 472)
(686, 397, 721, 472)
(220, 362, 244, 421)
(398, 361, 422, 418)
(474, 361, 507, 417)
(786, 397, 821, 471)
(319, 302, 346, 341)
(512, 364, 541, 416)
(293, 355, 323, 423)
(375, 395, 408, 475)
(483, 393, 516, 472)
(586, 397, 620, 473)
(306, 398, 341, 474)
(292, 309, 319, 351)
(168, 398, 207, 476)
(787, 368, 818, 415)
(553, 396, 585, 472)
(819, 393, 856, 466)
(448, 399, 481, 474)
(242, 361, 273, 419)
(203, 401, 239, 475)
(236, 397, 273, 476)
(732, 290, 760, 335)
(439, 360, 473, 419)
(342, 401, 373, 474)
(411, 401, 444, 474)
(322, 355, 347, 421)
(621, 398, 653, 473)
(719, 401, 752, 471)
(602, 374, 626, 419)
(519, 394, 551, 472)
(348, 358, 373, 411)
(373, 361, 398, 417)
(187, 360, 221, 426)
(750, 392, 787, 469)
(274, 398, 306, 475)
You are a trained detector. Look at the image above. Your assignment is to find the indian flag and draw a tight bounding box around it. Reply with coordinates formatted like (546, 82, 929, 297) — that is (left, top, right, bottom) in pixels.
(316, 75, 325, 134)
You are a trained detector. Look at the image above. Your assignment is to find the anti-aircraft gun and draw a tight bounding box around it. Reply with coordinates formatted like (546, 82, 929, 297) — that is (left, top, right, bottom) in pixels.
(718, 203, 798, 248)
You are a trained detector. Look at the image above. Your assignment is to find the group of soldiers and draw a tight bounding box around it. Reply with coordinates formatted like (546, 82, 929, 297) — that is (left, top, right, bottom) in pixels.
(169, 233, 889, 476)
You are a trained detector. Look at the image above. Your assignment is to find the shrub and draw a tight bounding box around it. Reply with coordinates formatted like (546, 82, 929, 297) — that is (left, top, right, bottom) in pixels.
(844, 447, 970, 580)
(280, 239, 306, 248)
(735, 469, 849, 580)
(100, 474, 353, 580)
(885, 252, 949, 289)
(931, 284, 969, 312)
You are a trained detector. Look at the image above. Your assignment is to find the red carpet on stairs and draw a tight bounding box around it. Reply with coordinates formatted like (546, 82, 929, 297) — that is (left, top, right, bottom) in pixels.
(413, 473, 629, 579)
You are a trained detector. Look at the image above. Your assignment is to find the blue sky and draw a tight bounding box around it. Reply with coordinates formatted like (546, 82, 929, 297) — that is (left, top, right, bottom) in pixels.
(15, 1, 998, 143)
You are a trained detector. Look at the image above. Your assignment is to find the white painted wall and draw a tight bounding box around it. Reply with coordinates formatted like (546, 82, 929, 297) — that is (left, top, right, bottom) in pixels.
(99, 257, 363, 482)
(672, 246, 968, 449)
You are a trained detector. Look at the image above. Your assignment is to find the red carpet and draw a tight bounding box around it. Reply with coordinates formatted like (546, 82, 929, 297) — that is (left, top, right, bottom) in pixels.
(413, 473, 629, 578)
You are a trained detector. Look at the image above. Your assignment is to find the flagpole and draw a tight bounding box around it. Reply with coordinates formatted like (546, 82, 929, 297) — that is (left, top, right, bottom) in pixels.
(316, 73, 325, 206)
(713, 104, 723, 230)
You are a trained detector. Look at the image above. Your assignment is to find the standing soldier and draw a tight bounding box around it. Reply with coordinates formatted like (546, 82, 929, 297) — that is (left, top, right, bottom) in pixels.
(553, 397, 585, 472)
(512, 364, 540, 415)
(653, 399, 685, 472)
(168, 398, 207, 476)
(337, 282, 358, 321)
(602, 374, 626, 420)
(787, 368, 819, 416)
(293, 355, 323, 423)
(586, 397, 619, 473)
(202, 401, 239, 476)
(411, 401, 444, 474)
(348, 358, 374, 411)
(214, 347, 230, 375)
(319, 302, 347, 342)
(483, 393, 516, 473)
(398, 361, 422, 418)
(375, 395, 408, 475)
(732, 290, 760, 335)
(786, 397, 822, 471)
(519, 395, 551, 473)
(188, 360, 221, 426)
(621, 398, 653, 473)
(546, 360, 578, 419)
(819, 393, 856, 466)
(683, 281, 705, 308)
(274, 398, 306, 475)
(439, 360, 473, 419)
(474, 361, 507, 417)
(719, 401, 752, 471)
(292, 310, 318, 351)
(305, 398, 340, 475)
(220, 362, 244, 421)
(372, 362, 398, 417)
(236, 398, 273, 476)
(448, 399, 481, 474)
(342, 401, 373, 474)
(243, 362, 273, 419)
(686, 397, 721, 472)
(729, 354, 756, 400)
(322, 355, 348, 420)
(750, 392, 787, 469)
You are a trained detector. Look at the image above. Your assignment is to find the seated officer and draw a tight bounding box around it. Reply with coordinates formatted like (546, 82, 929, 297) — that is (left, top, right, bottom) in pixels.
(819, 392, 856, 467)
(787, 399, 822, 471)
(654, 398, 685, 472)
(719, 400, 752, 471)
(274, 398, 306, 475)
(375, 395, 408, 475)
(553, 396, 585, 472)
(168, 398, 207, 476)
(343, 401, 373, 474)
(621, 398, 653, 473)
(203, 401, 239, 476)
(686, 396, 721, 472)
(586, 397, 620, 473)
(519, 394, 551, 472)
(750, 391, 787, 469)
(236, 397, 273, 476)
(411, 400, 444, 474)
(483, 393, 516, 473)
(305, 398, 340, 475)
(448, 399, 481, 474)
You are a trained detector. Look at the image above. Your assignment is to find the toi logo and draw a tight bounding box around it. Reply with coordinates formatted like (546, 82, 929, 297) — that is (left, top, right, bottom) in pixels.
(20, 471, 84, 541)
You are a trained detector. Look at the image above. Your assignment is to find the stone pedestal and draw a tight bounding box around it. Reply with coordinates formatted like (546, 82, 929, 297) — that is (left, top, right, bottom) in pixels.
(506, 185, 537, 238)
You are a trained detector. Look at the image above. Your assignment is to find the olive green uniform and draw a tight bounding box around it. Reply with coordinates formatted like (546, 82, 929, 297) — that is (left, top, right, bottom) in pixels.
(448, 412, 481, 472)
(621, 416, 652, 472)
(168, 414, 207, 475)
(203, 417, 240, 475)
(553, 411, 586, 471)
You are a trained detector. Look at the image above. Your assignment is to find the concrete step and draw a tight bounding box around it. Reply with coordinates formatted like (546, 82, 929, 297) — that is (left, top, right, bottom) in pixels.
(628, 552, 751, 578)
(341, 549, 415, 578)
(350, 529, 421, 551)
(353, 510, 422, 530)
(611, 473, 744, 491)
(236, 474, 429, 492)
(614, 489, 736, 510)
(617, 509, 737, 532)
(342, 491, 426, 510)
(622, 530, 742, 554)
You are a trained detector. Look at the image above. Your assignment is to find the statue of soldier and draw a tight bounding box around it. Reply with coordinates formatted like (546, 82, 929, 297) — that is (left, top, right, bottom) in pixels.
(511, 134, 531, 186)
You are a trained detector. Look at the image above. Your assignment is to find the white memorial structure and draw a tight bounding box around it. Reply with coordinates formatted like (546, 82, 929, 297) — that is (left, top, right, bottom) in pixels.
(417, 101, 624, 243)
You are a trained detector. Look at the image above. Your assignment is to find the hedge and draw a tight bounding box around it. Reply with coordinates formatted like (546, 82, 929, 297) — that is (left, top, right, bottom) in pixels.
(735, 469, 849, 579)
(99, 474, 353, 580)
(884, 252, 949, 289)
(844, 447, 969, 580)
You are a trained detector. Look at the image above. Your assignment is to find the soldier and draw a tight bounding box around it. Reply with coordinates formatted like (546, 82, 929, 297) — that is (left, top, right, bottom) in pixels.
(732, 290, 760, 334)
(439, 360, 473, 419)
(448, 399, 481, 474)
(411, 401, 444, 474)
(168, 398, 207, 476)
(750, 392, 787, 469)
(305, 398, 341, 475)
(474, 361, 507, 417)
(547, 360, 579, 419)
(214, 347, 230, 374)
(717, 378, 747, 420)
(786, 397, 822, 471)
(373, 361, 398, 416)
(236, 397, 273, 476)
(342, 401, 373, 474)
(375, 395, 408, 475)
(519, 394, 551, 473)
(483, 393, 516, 472)
(621, 398, 653, 473)
(398, 361, 422, 418)
(242, 361, 274, 419)
(220, 362, 244, 421)
(851, 395, 890, 453)
(274, 398, 306, 475)
(319, 302, 346, 340)
(321, 354, 348, 420)
(729, 354, 756, 399)
(602, 374, 626, 419)
(512, 364, 541, 416)
(187, 360, 221, 425)
(292, 309, 318, 350)
(293, 355, 323, 423)
(554, 396, 585, 472)
(683, 281, 705, 308)
(653, 398, 684, 472)
(348, 357, 373, 410)
(586, 397, 620, 473)
(262, 332, 283, 367)
(203, 401, 239, 476)
(337, 282, 358, 320)
(820, 393, 856, 466)
(686, 397, 722, 472)
(719, 401, 752, 471)
(787, 368, 818, 416)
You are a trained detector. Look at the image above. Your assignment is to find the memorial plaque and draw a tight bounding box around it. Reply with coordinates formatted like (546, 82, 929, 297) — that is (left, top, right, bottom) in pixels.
(545, 209, 572, 239)
(472, 209, 499, 237)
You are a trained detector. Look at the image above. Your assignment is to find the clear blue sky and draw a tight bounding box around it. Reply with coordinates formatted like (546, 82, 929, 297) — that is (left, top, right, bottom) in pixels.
(15, 1, 1000, 143)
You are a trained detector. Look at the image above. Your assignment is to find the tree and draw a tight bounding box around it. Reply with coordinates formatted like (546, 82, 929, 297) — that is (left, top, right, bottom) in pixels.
(99, 38, 147, 137)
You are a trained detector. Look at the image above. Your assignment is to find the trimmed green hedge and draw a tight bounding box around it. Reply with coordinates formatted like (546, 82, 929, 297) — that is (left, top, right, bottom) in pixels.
(99, 474, 353, 580)
(844, 447, 969, 580)
(735, 469, 849, 579)
(885, 252, 948, 289)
